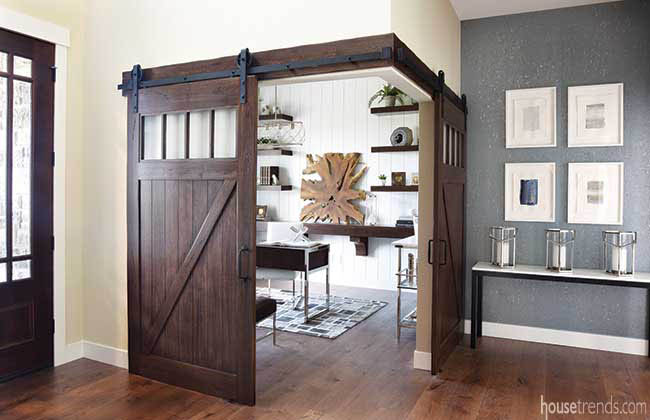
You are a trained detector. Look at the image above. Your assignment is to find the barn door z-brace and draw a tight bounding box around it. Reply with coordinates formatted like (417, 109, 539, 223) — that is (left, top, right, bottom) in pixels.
(118, 47, 394, 113)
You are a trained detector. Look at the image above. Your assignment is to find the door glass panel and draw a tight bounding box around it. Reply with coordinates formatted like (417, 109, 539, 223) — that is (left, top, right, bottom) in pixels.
(0, 263, 5, 283)
(0, 78, 6, 258)
(13, 80, 31, 256)
(143, 114, 162, 160)
(0, 52, 7, 72)
(13, 56, 32, 78)
(189, 110, 211, 159)
(214, 107, 237, 158)
(165, 112, 186, 159)
(13, 260, 30, 280)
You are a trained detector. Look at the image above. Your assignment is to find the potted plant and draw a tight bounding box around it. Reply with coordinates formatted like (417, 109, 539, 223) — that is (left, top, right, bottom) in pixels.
(378, 174, 387, 186)
(368, 84, 407, 108)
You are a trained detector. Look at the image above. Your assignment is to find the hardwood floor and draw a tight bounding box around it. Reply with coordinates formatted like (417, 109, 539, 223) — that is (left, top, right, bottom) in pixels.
(1, 284, 649, 419)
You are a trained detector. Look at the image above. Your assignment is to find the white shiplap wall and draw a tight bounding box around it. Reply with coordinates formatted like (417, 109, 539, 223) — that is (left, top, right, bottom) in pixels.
(257, 77, 419, 291)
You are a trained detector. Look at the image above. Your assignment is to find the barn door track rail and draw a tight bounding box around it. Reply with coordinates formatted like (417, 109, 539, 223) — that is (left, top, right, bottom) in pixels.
(118, 47, 394, 112)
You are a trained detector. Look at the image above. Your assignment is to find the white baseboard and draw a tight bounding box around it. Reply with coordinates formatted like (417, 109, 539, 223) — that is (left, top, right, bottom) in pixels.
(413, 350, 431, 371)
(464, 320, 649, 356)
(64, 341, 128, 369)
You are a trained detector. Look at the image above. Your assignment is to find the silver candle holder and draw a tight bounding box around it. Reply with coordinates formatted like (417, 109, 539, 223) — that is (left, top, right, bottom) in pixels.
(545, 229, 575, 272)
(602, 231, 637, 276)
(489, 226, 517, 269)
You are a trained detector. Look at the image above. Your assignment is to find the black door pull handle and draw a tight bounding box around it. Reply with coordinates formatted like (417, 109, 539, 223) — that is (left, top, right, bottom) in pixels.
(238, 245, 250, 280)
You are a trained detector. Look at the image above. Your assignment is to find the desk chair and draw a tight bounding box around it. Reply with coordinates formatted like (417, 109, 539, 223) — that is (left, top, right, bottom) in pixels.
(256, 222, 302, 298)
(256, 296, 277, 345)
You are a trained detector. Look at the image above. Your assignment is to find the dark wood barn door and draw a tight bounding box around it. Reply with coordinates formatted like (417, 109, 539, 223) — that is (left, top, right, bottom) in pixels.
(431, 94, 467, 374)
(127, 77, 257, 404)
(0, 29, 54, 381)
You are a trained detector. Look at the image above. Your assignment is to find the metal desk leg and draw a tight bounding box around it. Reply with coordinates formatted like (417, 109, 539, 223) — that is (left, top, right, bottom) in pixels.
(647, 287, 650, 358)
(397, 248, 402, 340)
(326, 255, 330, 311)
(478, 275, 483, 338)
(304, 269, 309, 324)
(471, 271, 478, 348)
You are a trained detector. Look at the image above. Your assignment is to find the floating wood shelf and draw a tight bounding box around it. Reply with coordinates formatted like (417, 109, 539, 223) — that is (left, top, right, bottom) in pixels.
(304, 223, 414, 256)
(257, 148, 294, 156)
(370, 185, 418, 192)
(371, 145, 419, 153)
(257, 185, 293, 191)
(370, 104, 419, 116)
(259, 113, 293, 123)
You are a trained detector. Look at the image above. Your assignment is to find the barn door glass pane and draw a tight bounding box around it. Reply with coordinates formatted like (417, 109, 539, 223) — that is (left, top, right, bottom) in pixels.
(13, 80, 31, 256)
(0, 52, 7, 72)
(13, 56, 32, 78)
(0, 78, 6, 258)
(13, 260, 30, 280)
(143, 114, 163, 160)
(165, 112, 186, 159)
(213, 107, 237, 158)
(0, 263, 5, 283)
(189, 110, 211, 159)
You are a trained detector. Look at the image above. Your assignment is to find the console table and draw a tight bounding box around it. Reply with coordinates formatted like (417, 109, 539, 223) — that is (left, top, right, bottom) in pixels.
(471, 262, 650, 356)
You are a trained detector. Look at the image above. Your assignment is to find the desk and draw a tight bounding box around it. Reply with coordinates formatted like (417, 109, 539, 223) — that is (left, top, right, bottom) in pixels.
(257, 243, 330, 323)
(471, 262, 650, 356)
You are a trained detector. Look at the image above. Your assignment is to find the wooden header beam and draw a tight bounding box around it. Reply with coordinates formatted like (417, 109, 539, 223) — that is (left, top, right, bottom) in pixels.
(120, 33, 466, 113)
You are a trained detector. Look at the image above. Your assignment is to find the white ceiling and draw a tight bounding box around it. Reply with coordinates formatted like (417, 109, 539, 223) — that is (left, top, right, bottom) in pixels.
(450, 0, 620, 20)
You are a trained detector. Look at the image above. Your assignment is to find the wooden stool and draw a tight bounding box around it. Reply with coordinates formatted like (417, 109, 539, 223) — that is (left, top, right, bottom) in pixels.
(255, 296, 277, 345)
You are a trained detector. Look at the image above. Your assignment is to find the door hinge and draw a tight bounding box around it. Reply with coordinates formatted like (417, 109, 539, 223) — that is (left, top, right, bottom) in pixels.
(52, 318, 55, 334)
(52, 151, 55, 167)
(50, 66, 57, 82)
(52, 235, 55, 251)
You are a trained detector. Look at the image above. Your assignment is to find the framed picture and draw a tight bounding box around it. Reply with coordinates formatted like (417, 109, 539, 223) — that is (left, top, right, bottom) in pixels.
(568, 162, 623, 225)
(505, 87, 556, 148)
(391, 171, 406, 186)
(505, 163, 556, 222)
(568, 83, 623, 147)
(256, 205, 269, 221)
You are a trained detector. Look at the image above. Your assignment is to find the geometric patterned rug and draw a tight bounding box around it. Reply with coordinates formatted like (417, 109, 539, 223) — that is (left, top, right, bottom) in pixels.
(256, 288, 387, 339)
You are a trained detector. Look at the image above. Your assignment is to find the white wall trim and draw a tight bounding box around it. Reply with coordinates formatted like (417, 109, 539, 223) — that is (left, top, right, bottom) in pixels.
(0, 5, 70, 46)
(65, 341, 129, 369)
(413, 350, 431, 371)
(464, 320, 649, 356)
(1, 7, 70, 367)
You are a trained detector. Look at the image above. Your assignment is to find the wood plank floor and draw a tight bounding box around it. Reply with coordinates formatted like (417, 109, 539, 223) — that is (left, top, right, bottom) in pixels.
(1, 284, 649, 419)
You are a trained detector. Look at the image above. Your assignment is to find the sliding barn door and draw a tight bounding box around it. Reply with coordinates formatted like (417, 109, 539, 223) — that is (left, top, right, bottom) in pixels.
(431, 94, 467, 374)
(127, 77, 257, 404)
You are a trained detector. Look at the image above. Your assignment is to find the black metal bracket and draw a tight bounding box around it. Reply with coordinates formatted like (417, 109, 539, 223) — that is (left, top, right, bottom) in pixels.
(461, 94, 468, 115)
(437, 70, 445, 95)
(117, 48, 393, 104)
(130, 64, 143, 113)
(238, 48, 250, 104)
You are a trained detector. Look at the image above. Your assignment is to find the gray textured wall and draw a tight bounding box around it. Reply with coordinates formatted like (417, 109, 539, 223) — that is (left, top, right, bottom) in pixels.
(462, 1, 650, 339)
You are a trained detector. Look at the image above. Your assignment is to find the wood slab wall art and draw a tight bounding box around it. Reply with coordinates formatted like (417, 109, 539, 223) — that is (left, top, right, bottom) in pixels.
(300, 153, 367, 224)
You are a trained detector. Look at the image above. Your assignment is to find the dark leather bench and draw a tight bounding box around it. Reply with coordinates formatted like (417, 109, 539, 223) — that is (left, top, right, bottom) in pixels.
(256, 296, 277, 345)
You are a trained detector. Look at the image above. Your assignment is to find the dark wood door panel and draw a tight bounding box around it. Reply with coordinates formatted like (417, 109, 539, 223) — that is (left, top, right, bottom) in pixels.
(0, 28, 54, 381)
(128, 76, 257, 404)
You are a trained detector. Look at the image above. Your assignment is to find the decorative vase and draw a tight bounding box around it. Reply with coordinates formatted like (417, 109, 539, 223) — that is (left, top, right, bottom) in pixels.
(383, 96, 397, 107)
(380, 179, 387, 186)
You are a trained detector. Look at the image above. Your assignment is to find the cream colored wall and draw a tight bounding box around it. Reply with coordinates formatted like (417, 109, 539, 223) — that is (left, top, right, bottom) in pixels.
(416, 102, 434, 355)
(81, 0, 392, 350)
(391, 0, 461, 93)
(391, 0, 461, 356)
(0, 0, 85, 345)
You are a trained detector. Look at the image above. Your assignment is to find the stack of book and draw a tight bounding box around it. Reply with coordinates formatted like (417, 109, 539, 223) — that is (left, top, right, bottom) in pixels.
(395, 217, 414, 228)
(259, 166, 280, 185)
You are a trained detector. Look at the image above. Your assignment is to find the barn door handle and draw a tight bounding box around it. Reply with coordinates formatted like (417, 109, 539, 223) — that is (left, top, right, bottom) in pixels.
(439, 240, 448, 266)
(238, 245, 250, 281)
(428, 239, 434, 265)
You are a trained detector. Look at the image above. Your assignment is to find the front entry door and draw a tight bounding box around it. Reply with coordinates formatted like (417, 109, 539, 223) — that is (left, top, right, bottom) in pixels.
(0, 29, 54, 381)
(431, 94, 467, 374)
(127, 77, 257, 404)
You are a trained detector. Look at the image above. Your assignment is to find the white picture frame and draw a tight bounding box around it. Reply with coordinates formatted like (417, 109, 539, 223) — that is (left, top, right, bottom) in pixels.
(567, 162, 623, 225)
(505, 87, 556, 148)
(568, 83, 624, 147)
(505, 162, 556, 222)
